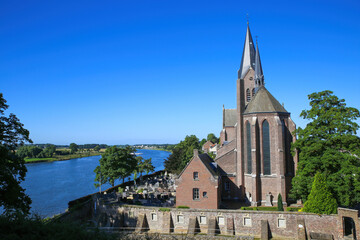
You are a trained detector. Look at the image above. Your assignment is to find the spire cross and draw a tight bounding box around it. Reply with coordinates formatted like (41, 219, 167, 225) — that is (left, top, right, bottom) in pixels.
(246, 13, 249, 24)
(255, 35, 258, 44)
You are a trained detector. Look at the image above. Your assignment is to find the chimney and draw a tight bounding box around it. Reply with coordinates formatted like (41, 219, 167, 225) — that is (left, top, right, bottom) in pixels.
(193, 149, 199, 157)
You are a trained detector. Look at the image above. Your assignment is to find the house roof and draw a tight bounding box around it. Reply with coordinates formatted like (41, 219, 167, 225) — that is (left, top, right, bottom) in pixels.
(224, 109, 237, 127)
(198, 153, 218, 177)
(244, 86, 288, 114)
(177, 152, 218, 179)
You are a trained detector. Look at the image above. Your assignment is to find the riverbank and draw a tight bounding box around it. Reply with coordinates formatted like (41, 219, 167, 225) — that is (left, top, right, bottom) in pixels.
(25, 152, 102, 163)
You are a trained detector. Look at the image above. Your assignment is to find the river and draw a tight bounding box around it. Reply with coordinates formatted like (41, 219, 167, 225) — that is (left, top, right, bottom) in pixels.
(21, 149, 171, 217)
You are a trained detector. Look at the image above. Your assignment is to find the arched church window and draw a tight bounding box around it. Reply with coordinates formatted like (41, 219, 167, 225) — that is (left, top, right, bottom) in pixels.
(246, 89, 251, 102)
(262, 120, 271, 175)
(252, 88, 255, 97)
(246, 122, 252, 174)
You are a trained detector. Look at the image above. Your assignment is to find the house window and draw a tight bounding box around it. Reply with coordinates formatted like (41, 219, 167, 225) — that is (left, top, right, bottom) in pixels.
(252, 88, 255, 97)
(246, 121, 252, 174)
(262, 120, 271, 175)
(225, 181, 230, 191)
(193, 172, 199, 180)
(203, 191, 208, 198)
(193, 188, 199, 200)
(246, 88, 251, 102)
(200, 216, 207, 224)
(244, 217, 252, 227)
(177, 215, 184, 223)
(151, 213, 157, 221)
(218, 216, 225, 225)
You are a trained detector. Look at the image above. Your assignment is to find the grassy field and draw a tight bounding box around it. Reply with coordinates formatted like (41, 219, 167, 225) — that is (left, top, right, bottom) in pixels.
(25, 151, 103, 163)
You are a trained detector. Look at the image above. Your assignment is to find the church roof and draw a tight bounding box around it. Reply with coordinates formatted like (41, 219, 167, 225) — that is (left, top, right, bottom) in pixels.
(224, 109, 237, 126)
(244, 86, 288, 114)
(238, 24, 256, 79)
(198, 153, 218, 177)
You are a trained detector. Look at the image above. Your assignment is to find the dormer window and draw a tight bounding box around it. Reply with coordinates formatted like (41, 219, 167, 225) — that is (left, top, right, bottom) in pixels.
(193, 172, 199, 180)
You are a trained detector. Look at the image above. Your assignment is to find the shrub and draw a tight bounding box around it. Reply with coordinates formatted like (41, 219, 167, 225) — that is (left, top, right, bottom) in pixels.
(176, 206, 190, 209)
(256, 207, 278, 211)
(118, 187, 124, 193)
(240, 207, 255, 210)
(159, 208, 171, 212)
(303, 172, 338, 214)
(286, 207, 301, 212)
(277, 194, 284, 211)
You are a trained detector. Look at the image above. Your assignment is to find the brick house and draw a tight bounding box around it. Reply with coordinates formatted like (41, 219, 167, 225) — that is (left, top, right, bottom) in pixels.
(201, 140, 214, 153)
(176, 149, 220, 209)
(176, 23, 297, 209)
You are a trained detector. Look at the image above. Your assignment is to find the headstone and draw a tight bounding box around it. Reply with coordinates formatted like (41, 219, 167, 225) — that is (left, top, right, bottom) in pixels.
(265, 193, 273, 206)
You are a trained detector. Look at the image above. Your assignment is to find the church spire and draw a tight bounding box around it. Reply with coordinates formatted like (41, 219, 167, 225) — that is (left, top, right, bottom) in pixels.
(254, 39, 264, 91)
(238, 23, 256, 79)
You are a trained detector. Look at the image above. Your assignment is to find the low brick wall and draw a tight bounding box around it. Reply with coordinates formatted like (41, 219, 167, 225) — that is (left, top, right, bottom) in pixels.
(95, 204, 360, 239)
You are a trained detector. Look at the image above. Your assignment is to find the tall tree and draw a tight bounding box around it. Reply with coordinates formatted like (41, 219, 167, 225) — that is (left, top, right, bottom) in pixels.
(94, 146, 137, 187)
(164, 135, 200, 174)
(303, 172, 338, 214)
(290, 90, 360, 207)
(0, 93, 32, 216)
(69, 143, 78, 154)
(206, 133, 218, 144)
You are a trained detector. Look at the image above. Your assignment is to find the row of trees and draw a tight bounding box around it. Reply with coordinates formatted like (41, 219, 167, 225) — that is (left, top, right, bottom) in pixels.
(94, 146, 154, 188)
(16, 144, 56, 158)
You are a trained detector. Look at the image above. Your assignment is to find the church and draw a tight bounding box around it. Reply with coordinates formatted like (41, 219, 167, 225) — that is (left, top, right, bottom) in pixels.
(176, 23, 298, 208)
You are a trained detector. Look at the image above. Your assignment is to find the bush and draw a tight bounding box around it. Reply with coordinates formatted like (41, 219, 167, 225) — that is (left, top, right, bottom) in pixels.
(277, 194, 284, 211)
(0, 215, 116, 240)
(303, 172, 338, 214)
(159, 208, 171, 212)
(240, 207, 255, 210)
(176, 206, 190, 209)
(256, 207, 278, 211)
(286, 207, 301, 212)
(118, 187, 124, 193)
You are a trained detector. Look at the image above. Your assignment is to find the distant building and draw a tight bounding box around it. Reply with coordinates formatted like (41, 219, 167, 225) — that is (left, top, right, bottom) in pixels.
(176, 23, 297, 209)
(202, 140, 215, 153)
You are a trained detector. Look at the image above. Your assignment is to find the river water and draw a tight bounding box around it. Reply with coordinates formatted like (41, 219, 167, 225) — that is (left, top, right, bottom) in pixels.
(22, 149, 170, 217)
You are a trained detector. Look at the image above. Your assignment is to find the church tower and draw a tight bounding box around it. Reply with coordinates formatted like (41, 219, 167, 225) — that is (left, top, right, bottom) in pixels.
(216, 23, 298, 207)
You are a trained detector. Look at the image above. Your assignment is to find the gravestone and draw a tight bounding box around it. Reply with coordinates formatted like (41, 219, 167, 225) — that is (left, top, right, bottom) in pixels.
(265, 193, 273, 206)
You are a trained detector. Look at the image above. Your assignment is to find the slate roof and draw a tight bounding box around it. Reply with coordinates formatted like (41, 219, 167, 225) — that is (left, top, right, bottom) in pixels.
(238, 24, 256, 79)
(198, 153, 218, 177)
(224, 109, 237, 127)
(244, 86, 288, 114)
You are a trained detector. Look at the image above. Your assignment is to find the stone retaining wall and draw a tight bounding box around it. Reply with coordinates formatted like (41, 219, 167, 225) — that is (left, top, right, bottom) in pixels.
(95, 203, 360, 240)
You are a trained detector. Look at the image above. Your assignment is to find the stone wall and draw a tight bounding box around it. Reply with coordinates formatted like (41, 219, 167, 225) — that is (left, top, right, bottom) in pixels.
(95, 204, 360, 240)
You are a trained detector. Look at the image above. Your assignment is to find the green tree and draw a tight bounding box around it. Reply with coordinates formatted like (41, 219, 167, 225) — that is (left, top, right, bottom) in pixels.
(94, 146, 137, 187)
(69, 143, 78, 154)
(303, 172, 338, 214)
(277, 194, 284, 211)
(206, 133, 218, 144)
(290, 90, 360, 207)
(94, 145, 101, 152)
(199, 138, 207, 147)
(0, 93, 32, 216)
(164, 135, 200, 174)
(16, 146, 42, 158)
(142, 157, 155, 175)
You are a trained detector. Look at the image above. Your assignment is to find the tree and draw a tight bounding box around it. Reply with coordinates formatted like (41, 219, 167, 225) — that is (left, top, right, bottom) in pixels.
(277, 194, 284, 211)
(94, 145, 100, 152)
(16, 146, 42, 158)
(199, 138, 207, 147)
(303, 172, 338, 214)
(164, 135, 200, 174)
(290, 90, 360, 207)
(0, 93, 32, 216)
(142, 158, 155, 175)
(94, 146, 137, 187)
(69, 143, 78, 154)
(206, 133, 218, 144)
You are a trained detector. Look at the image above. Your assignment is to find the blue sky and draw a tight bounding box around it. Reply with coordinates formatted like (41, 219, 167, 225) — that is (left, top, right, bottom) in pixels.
(1, 0, 360, 145)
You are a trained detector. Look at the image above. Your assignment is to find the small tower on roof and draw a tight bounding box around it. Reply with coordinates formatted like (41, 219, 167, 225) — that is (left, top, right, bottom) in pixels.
(238, 23, 256, 79)
(254, 39, 264, 92)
